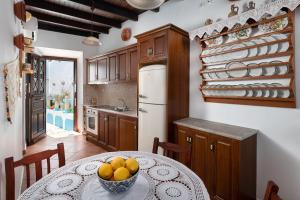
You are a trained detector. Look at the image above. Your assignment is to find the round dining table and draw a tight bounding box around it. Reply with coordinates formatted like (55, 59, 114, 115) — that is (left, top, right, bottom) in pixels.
(18, 151, 210, 200)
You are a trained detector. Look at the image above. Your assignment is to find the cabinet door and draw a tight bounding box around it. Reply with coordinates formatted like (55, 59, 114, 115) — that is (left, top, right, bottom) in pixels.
(139, 38, 153, 63)
(176, 126, 192, 166)
(97, 57, 108, 82)
(109, 54, 117, 82)
(88, 60, 97, 83)
(191, 130, 209, 190)
(127, 47, 138, 81)
(117, 50, 127, 81)
(98, 112, 106, 145)
(210, 135, 234, 200)
(153, 32, 167, 59)
(118, 116, 137, 151)
(106, 113, 118, 151)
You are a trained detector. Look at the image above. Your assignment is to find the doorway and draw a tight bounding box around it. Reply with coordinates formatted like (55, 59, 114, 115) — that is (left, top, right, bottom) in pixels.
(45, 57, 78, 138)
(25, 55, 78, 145)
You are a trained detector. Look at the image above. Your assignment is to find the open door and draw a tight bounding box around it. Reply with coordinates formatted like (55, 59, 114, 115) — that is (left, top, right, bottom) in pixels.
(26, 54, 47, 145)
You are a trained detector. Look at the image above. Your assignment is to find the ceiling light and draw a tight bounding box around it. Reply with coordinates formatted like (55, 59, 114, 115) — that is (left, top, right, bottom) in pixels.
(82, 36, 102, 46)
(126, 0, 165, 10)
(82, 1, 101, 46)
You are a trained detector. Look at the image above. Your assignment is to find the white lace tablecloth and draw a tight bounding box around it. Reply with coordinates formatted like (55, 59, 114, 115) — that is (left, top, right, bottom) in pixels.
(18, 151, 210, 200)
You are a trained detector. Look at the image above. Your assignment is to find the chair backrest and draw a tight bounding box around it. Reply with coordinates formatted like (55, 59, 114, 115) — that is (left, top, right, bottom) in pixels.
(5, 143, 65, 200)
(264, 181, 282, 200)
(152, 137, 191, 165)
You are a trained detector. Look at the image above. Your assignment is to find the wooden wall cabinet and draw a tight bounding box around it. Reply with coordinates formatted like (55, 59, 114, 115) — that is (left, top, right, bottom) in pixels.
(138, 31, 168, 63)
(87, 44, 137, 84)
(118, 116, 138, 151)
(175, 123, 257, 200)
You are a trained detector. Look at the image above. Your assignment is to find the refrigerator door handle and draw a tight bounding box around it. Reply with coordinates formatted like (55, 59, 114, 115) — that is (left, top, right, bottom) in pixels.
(138, 108, 147, 113)
(138, 94, 147, 99)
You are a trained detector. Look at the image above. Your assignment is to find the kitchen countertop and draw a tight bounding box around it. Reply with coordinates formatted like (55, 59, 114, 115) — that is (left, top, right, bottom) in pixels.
(84, 105, 138, 118)
(174, 118, 258, 141)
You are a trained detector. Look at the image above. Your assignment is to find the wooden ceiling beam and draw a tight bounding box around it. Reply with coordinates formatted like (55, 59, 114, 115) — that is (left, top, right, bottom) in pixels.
(25, 0, 121, 28)
(69, 0, 138, 21)
(28, 10, 109, 34)
(38, 21, 99, 38)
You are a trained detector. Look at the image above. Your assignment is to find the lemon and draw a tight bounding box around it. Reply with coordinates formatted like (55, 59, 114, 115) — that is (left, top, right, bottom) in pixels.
(114, 167, 130, 181)
(98, 163, 113, 180)
(125, 158, 139, 174)
(111, 157, 125, 171)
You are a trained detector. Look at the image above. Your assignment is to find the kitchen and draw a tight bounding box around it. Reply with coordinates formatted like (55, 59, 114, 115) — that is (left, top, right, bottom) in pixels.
(1, 0, 300, 200)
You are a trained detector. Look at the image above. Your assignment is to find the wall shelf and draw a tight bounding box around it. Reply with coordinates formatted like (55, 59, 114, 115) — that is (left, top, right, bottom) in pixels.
(197, 10, 296, 108)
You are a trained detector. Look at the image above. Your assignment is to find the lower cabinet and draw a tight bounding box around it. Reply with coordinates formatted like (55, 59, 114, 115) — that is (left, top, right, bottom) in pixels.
(87, 111, 137, 152)
(175, 125, 257, 200)
(118, 116, 138, 151)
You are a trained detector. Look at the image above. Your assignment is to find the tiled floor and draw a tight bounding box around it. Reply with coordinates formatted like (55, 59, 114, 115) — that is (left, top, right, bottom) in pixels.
(21, 133, 106, 192)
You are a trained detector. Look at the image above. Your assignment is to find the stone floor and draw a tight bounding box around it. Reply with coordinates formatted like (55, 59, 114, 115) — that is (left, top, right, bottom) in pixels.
(21, 133, 106, 192)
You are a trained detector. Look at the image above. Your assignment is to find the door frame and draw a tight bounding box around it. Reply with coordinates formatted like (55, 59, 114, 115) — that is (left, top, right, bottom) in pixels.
(43, 56, 79, 132)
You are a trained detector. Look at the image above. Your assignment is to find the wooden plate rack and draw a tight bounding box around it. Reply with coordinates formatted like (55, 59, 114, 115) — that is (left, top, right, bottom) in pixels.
(197, 10, 296, 108)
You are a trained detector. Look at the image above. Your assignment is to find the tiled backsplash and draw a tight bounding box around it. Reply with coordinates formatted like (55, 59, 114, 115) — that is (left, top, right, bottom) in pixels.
(84, 82, 137, 111)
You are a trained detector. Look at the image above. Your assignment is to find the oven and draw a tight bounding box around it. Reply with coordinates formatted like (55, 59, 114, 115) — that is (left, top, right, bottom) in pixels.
(86, 108, 98, 136)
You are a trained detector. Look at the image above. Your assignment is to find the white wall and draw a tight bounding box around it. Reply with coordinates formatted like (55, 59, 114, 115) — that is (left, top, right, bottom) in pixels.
(0, 0, 24, 199)
(97, 0, 300, 199)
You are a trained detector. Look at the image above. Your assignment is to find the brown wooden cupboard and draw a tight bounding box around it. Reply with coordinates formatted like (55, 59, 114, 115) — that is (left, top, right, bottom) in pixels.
(175, 123, 257, 200)
(118, 116, 138, 151)
(87, 44, 138, 84)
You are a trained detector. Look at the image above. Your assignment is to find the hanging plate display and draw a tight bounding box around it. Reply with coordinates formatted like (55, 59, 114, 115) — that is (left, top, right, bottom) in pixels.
(226, 62, 248, 78)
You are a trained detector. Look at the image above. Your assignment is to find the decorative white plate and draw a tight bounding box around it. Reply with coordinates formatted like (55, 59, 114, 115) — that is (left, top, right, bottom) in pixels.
(248, 63, 264, 77)
(208, 72, 219, 79)
(216, 69, 229, 79)
(253, 39, 269, 56)
(226, 62, 248, 78)
(229, 44, 249, 59)
(272, 34, 289, 52)
(258, 15, 288, 34)
(260, 62, 277, 76)
(278, 90, 290, 98)
(262, 37, 278, 54)
(203, 73, 211, 80)
(244, 41, 258, 57)
(271, 60, 289, 75)
(204, 31, 224, 47)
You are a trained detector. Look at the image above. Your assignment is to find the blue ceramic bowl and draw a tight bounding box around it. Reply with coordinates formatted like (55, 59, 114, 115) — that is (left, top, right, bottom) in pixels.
(97, 168, 139, 193)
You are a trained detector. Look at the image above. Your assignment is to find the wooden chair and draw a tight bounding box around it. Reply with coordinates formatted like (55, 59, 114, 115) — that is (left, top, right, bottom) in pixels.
(5, 143, 65, 200)
(264, 181, 282, 200)
(152, 137, 191, 166)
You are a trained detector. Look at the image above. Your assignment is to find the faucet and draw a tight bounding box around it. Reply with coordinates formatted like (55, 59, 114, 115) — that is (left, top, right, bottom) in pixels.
(117, 98, 128, 111)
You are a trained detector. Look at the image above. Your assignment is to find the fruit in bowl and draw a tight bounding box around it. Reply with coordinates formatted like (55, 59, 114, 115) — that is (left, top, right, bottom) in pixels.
(97, 157, 139, 193)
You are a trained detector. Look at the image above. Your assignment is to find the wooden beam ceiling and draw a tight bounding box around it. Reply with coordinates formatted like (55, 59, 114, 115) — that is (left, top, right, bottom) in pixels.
(25, 0, 122, 28)
(38, 21, 99, 38)
(68, 0, 138, 21)
(28, 10, 109, 34)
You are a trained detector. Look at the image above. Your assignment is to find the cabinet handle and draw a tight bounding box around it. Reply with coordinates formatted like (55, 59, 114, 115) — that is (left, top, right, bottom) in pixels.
(147, 48, 153, 56)
(210, 144, 215, 152)
(134, 125, 137, 130)
(104, 117, 108, 121)
(186, 137, 192, 143)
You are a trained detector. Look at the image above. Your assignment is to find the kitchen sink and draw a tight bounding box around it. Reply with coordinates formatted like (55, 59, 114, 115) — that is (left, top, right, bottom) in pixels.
(92, 105, 129, 112)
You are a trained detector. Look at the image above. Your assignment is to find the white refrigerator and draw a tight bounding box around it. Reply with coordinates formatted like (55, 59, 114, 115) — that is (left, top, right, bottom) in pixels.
(138, 64, 167, 152)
